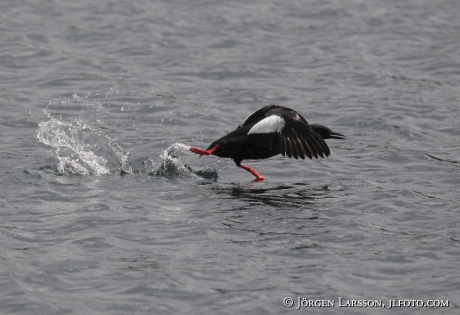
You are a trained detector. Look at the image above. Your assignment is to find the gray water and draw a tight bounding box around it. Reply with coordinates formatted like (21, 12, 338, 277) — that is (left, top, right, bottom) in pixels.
(1, 0, 460, 314)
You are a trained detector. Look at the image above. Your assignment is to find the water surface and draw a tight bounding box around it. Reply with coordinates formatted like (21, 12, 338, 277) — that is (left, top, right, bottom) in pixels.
(1, 0, 460, 314)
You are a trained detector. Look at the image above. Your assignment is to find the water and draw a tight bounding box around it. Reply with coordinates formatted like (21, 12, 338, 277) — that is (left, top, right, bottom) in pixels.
(1, 0, 460, 314)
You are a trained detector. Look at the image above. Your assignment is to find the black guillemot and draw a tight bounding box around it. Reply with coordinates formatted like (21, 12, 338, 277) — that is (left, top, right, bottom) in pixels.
(190, 104, 345, 181)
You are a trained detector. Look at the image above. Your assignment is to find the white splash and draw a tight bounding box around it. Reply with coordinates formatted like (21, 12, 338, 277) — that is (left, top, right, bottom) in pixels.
(37, 111, 133, 175)
(36, 92, 215, 179)
(248, 115, 285, 134)
(154, 143, 192, 176)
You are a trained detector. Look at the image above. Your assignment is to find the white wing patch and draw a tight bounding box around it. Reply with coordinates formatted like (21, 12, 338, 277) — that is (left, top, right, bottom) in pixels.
(248, 115, 285, 134)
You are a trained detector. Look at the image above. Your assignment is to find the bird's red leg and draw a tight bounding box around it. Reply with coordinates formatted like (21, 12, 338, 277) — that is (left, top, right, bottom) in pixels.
(190, 145, 219, 156)
(237, 163, 265, 182)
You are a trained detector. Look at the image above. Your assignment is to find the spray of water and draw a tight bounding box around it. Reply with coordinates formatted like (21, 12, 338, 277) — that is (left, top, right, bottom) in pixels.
(36, 96, 218, 179)
(37, 96, 134, 175)
(154, 143, 192, 176)
(37, 115, 133, 175)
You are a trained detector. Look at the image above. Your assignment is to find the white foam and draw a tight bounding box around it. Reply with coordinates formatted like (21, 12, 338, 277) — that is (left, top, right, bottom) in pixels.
(247, 115, 285, 134)
(37, 112, 132, 175)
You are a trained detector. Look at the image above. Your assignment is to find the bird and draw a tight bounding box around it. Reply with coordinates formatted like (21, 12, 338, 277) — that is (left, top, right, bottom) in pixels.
(189, 104, 345, 181)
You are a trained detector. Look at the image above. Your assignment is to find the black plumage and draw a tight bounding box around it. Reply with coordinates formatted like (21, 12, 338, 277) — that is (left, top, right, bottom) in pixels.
(190, 104, 345, 181)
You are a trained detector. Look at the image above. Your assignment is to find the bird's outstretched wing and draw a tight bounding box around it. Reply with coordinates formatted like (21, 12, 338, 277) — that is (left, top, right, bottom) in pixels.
(244, 110, 330, 160)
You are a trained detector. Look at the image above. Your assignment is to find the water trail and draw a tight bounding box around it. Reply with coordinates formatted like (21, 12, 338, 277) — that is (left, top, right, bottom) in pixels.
(37, 101, 134, 175)
(36, 94, 217, 179)
(150, 143, 191, 176)
(148, 143, 218, 180)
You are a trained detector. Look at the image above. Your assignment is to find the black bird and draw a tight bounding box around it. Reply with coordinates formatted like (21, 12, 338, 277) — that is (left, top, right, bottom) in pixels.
(190, 104, 345, 181)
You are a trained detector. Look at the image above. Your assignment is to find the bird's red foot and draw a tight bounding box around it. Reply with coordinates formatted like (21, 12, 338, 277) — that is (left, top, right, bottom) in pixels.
(237, 163, 266, 181)
(253, 175, 266, 182)
(190, 145, 219, 156)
